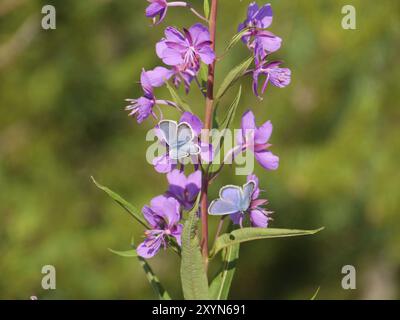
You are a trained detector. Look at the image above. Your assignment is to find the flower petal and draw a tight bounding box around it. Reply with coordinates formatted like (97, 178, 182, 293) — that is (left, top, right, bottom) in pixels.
(256, 4, 273, 28)
(140, 69, 153, 94)
(164, 26, 186, 44)
(145, 66, 173, 87)
(250, 209, 269, 228)
(167, 169, 187, 189)
(142, 205, 160, 228)
(255, 150, 279, 170)
(156, 40, 168, 59)
(189, 23, 211, 45)
(179, 112, 203, 136)
(160, 48, 185, 66)
(230, 212, 243, 226)
(186, 170, 202, 200)
(137, 236, 163, 258)
(247, 2, 259, 20)
(256, 31, 282, 53)
(146, 2, 164, 17)
(241, 109, 256, 131)
(153, 153, 176, 173)
(171, 224, 183, 246)
(255, 120, 273, 145)
(149, 195, 180, 227)
(198, 45, 215, 65)
(268, 67, 291, 88)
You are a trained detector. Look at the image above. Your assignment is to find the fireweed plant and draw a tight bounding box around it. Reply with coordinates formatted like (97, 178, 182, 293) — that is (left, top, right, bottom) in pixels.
(93, 1, 323, 300)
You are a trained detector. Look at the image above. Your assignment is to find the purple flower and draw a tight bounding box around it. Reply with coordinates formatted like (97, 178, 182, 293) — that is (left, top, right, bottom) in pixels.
(237, 110, 279, 170)
(252, 60, 291, 98)
(126, 67, 174, 123)
(146, 1, 193, 25)
(231, 174, 271, 228)
(239, 2, 274, 31)
(153, 112, 213, 173)
(238, 2, 282, 62)
(166, 169, 201, 210)
(137, 195, 183, 258)
(170, 65, 197, 93)
(156, 24, 215, 71)
(146, 0, 168, 25)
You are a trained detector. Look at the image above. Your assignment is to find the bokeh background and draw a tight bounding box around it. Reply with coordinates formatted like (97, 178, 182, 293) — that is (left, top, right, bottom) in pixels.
(1, 0, 399, 299)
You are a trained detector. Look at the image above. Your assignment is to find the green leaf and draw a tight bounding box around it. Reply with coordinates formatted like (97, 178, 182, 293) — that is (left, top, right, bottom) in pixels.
(91, 177, 148, 228)
(138, 256, 172, 300)
(129, 238, 171, 300)
(209, 243, 240, 300)
(203, 0, 210, 19)
(108, 248, 138, 258)
(209, 86, 242, 174)
(199, 63, 208, 86)
(216, 56, 253, 100)
(165, 80, 192, 112)
(210, 227, 324, 258)
(180, 196, 209, 300)
(225, 27, 251, 53)
(310, 287, 320, 300)
(218, 85, 242, 130)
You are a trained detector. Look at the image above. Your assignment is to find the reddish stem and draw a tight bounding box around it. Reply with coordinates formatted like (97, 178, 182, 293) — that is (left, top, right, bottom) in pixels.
(200, 0, 218, 265)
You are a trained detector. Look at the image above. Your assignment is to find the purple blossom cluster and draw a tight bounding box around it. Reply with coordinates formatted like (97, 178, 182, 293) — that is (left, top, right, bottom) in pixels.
(137, 171, 201, 258)
(128, 1, 290, 258)
(239, 2, 291, 99)
(126, 21, 215, 124)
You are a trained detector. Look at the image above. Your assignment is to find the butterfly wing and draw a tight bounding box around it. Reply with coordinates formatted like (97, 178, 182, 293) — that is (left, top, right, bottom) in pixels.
(177, 122, 195, 145)
(208, 199, 240, 215)
(220, 185, 242, 203)
(239, 180, 255, 211)
(169, 147, 182, 160)
(159, 120, 178, 147)
(178, 141, 201, 157)
(208, 185, 242, 215)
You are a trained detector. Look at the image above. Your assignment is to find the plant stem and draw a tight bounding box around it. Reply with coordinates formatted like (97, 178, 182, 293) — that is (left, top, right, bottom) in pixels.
(214, 216, 226, 243)
(169, 2, 209, 22)
(200, 0, 218, 266)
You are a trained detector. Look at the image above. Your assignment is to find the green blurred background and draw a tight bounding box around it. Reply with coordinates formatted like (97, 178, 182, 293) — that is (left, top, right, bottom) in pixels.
(1, 0, 399, 299)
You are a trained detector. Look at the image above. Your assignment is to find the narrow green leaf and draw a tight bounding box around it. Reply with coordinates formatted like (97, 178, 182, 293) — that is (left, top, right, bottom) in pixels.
(203, 0, 210, 19)
(218, 85, 242, 130)
(138, 256, 172, 300)
(91, 177, 148, 228)
(210, 227, 324, 258)
(165, 81, 192, 112)
(199, 63, 208, 86)
(180, 196, 209, 300)
(209, 243, 240, 300)
(127, 238, 171, 300)
(216, 56, 253, 100)
(225, 27, 250, 52)
(310, 287, 320, 300)
(108, 248, 138, 258)
(209, 86, 242, 174)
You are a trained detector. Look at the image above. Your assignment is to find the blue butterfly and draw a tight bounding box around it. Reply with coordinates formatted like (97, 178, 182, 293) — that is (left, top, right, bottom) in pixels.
(208, 181, 256, 215)
(158, 120, 201, 160)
